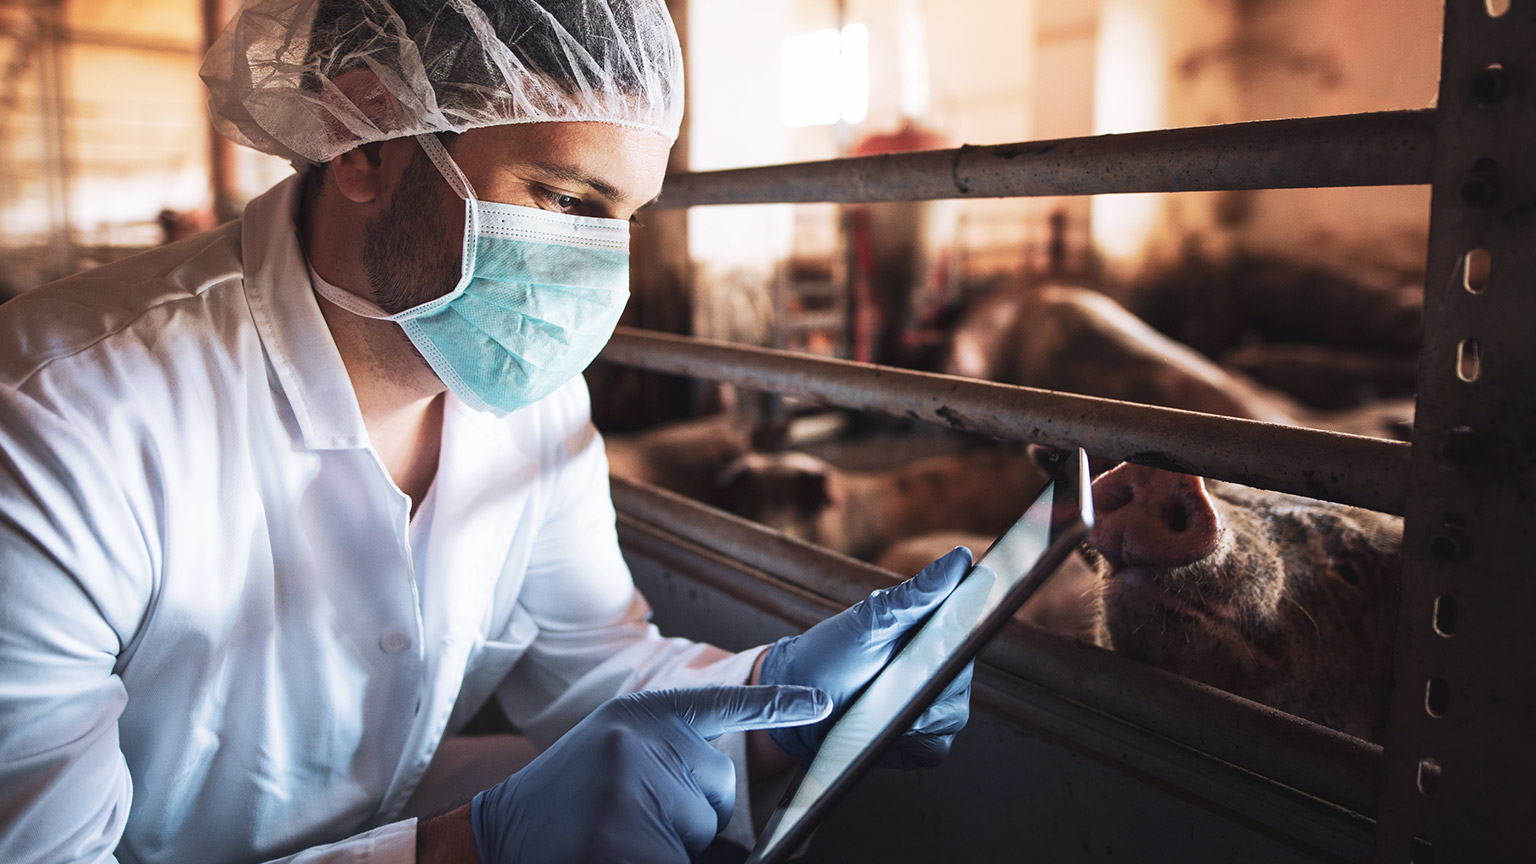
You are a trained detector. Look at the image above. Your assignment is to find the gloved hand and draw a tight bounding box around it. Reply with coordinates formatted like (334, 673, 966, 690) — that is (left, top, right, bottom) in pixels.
(758, 545, 981, 770)
(471, 685, 831, 863)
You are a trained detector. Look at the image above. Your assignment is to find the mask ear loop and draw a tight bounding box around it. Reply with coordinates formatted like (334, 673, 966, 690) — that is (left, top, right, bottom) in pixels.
(414, 133, 479, 307)
(415, 133, 477, 201)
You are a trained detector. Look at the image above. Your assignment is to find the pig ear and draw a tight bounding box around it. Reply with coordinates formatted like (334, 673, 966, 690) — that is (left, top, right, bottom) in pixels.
(794, 466, 835, 511)
(715, 456, 754, 494)
(752, 416, 792, 452)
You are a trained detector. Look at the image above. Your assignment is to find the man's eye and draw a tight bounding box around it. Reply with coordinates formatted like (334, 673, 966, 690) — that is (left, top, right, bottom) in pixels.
(540, 189, 582, 211)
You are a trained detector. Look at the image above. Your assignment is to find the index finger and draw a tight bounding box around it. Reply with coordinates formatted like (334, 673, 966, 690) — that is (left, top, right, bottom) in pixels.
(661, 684, 833, 741)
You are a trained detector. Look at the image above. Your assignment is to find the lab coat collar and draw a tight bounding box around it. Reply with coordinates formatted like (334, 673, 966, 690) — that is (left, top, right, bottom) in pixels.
(242, 173, 372, 451)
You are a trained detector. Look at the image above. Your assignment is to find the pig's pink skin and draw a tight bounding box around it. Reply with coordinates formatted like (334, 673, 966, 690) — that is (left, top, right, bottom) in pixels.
(1088, 465, 1222, 570)
(940, 284, 1416, 440)
(1086, 466, 1403, 742)
(941, 285, 1300, 425)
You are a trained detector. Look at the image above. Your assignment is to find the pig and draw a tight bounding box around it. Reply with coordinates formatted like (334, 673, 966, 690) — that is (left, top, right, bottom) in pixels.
(941, 284, 1300, 425)
(726, 437, 1403, 739)
(876, 532, 1107, 643)
(1221, 341, 1419, 410)
(941, 283, 1414, 442)
(1085, 463, 1403, 742)
(718, 447, 1048, 562)
(603, 413, 760, 508)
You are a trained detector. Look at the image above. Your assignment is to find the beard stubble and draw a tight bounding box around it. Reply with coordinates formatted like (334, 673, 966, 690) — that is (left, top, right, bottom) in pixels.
(361, 144, 463, 315)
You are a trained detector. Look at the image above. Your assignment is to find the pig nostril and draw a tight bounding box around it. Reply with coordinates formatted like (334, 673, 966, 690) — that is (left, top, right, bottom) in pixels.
(1167, 503, 1189, 533)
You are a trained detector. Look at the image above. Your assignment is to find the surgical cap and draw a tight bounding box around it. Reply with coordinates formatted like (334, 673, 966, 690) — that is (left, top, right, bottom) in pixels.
(201, 0, 684, 166)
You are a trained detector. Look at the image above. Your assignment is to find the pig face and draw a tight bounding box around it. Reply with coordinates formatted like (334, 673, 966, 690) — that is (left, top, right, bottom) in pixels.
(1086, 463, 1402, 742)
(717, 452, 841, 548)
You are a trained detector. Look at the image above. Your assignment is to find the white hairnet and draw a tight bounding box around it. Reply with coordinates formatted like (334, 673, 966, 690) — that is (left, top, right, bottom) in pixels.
(201, 0, 684, 166)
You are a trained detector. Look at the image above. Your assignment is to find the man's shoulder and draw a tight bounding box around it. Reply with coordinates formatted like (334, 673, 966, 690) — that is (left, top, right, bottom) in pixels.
(0, 222, 247, 389)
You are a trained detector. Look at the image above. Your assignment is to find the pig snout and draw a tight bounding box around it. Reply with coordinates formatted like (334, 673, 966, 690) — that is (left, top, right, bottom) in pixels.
(1089, 464, 1221, 569)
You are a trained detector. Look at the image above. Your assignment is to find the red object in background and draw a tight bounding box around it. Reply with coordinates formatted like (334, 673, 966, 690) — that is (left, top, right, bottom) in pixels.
(848, 119, 949, 159)
(846, 120, 950, 366)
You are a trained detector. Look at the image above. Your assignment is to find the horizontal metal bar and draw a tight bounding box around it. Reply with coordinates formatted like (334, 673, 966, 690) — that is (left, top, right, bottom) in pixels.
(611, 476, 1384, 822)
(600, 328, 1411, 514)
(654, 110, 1435, 208)
(618, 517, 1376, 862)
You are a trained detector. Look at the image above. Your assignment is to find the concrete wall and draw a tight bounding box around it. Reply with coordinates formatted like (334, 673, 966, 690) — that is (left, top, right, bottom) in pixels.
(1105, 0, 1442, 285)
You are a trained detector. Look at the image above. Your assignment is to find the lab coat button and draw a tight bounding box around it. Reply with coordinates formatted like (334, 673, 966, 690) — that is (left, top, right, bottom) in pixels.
(379, 629, 413, 654)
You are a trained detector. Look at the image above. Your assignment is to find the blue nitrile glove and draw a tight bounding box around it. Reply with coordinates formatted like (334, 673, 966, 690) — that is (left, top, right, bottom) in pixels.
(470, 684, 831, 864)
(759, 545, 981, 769)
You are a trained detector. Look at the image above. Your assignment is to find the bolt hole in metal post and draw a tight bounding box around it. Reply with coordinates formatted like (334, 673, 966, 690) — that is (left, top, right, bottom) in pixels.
(1432, 595, 1458, 637)
(1462, 248, 1490, 293)
(1456, 338, 1483, 382)
(1424, 678, 1450, 718)
(1429, 521, 1469, 561)
(1416, 757, 1443, 796)
(1458, 166, 1500, 206)
(1469, 63, 1508, 105)
(1437, 426, 1480, 467)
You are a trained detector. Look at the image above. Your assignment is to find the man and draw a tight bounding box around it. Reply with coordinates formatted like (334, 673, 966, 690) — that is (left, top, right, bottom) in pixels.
(0, 2, 978, 862)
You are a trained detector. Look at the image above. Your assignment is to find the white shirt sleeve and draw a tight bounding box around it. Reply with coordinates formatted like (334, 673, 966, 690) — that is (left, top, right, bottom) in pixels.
(0, 362, 418, 864)
(0, 387, 147, 864)
(495, 407, 761, 746)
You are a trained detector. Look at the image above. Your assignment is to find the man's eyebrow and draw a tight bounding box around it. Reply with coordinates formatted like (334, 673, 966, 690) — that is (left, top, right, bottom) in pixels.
(526, 160, 628, 204)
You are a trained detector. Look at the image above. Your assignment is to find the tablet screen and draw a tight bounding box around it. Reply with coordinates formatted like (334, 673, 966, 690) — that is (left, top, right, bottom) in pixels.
(748, 449, 1090, 863)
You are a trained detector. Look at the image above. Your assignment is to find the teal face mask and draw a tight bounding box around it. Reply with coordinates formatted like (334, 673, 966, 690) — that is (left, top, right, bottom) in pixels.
(313, 134, 631, 416)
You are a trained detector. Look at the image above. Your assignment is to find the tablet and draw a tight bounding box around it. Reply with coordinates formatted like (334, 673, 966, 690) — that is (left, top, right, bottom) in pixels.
(745, 448, 1094, 864)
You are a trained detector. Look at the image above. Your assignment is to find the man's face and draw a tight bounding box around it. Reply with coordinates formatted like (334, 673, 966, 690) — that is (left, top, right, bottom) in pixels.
(362, 121, 670, 314)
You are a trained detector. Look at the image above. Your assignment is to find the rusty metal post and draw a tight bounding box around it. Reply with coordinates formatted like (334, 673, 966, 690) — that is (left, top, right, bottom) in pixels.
(201, 0, 240, 223)
(36, 0, 72, 279)
(1373, 2, 1536, 862)
(587, 0, 696, 431)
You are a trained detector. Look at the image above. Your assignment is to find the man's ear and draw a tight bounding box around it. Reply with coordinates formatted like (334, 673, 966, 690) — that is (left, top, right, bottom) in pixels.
(320, 67, 403, 205)
(329, 141, 387, 204)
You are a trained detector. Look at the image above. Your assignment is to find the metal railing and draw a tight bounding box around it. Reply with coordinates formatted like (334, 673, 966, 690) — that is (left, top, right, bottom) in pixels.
(602, 328, 1412, 515)
(612, 477, 1384, 819)
(603, 4, 1532, 861)
(655, 110, 1434, 208)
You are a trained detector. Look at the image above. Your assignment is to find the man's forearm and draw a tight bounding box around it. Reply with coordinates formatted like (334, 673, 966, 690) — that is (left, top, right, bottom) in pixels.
(418, 804, 480, 864)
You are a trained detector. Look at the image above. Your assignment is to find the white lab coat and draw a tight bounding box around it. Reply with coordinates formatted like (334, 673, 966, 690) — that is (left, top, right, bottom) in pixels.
(0, 174, 762, 864)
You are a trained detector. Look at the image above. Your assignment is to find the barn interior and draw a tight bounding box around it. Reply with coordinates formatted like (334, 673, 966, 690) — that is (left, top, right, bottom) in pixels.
(0, 1, 1530, 862)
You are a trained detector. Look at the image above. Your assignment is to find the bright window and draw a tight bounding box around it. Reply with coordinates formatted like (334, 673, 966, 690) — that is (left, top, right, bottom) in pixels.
(779, 23, 869, 128)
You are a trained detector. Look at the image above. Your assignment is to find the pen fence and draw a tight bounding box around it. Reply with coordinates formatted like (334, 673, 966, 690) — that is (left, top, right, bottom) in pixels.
(603, 3, 1533, 861)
